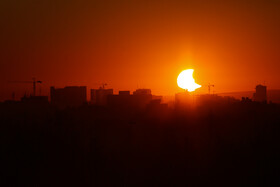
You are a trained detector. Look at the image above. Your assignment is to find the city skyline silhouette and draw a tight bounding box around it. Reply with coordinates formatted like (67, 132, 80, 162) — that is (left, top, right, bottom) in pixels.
(1, 0, 280, 186)
(1, 0, 280, 101)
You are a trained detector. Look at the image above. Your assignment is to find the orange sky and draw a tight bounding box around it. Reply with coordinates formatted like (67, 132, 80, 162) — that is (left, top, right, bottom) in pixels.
(1, 0, 280, 100)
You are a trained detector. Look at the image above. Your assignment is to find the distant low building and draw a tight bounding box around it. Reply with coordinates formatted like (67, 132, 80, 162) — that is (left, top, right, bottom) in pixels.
(196, 94, 237, 106)
(50, 86, 87, 108)
(133, 89, 151, 95)
(119, 91, 130, 96)
(253, 85, 267, 103)
(146, 99, 169, 117)
(175, 92, 237, 110)
(107, 89, 156, 110)
(90, 88, 113, 106)
(175, 91, 193, 109)
(21, 95, 49, 105)
(241, 97, 252, 103)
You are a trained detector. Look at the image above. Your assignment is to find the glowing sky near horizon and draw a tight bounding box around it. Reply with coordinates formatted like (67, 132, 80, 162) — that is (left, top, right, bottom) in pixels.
(0, 0, 280, 101)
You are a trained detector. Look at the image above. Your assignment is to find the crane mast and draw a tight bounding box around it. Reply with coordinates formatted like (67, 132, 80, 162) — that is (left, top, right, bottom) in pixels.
(8, 78, 42, 96)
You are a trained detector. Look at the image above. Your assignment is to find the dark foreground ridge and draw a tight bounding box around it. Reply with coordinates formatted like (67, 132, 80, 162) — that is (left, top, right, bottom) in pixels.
(1, 99, 280, 186)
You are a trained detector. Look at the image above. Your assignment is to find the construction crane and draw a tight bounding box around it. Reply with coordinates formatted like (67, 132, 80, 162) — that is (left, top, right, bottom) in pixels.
(208, 83, 215, 95)
(8, 78, 42, 96)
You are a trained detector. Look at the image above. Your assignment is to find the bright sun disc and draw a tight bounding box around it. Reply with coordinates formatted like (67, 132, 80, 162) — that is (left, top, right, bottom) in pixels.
(177, 69, 201, 92)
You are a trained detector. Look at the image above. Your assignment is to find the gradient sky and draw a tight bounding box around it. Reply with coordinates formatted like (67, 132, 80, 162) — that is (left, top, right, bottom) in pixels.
(1, 0, 280, 100)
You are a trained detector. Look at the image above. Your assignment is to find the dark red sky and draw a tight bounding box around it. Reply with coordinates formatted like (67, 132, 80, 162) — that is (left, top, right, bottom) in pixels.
(1, 0, 280, 100)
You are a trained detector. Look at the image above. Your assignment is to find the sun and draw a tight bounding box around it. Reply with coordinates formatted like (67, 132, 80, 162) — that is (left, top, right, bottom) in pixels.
(177, 69, 201, 92)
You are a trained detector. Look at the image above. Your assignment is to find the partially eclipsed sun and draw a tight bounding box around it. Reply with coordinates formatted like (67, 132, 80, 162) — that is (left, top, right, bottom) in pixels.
(177, 69, 201, 92)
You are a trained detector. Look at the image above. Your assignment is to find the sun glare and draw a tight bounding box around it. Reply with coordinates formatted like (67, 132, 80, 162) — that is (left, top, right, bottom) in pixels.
(177, 69, 201, 92)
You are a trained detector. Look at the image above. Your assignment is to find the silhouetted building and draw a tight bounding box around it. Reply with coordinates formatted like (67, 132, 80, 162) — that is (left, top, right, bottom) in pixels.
(175, 91, 193, 109)
(146, 99, 169, 117)
(21, 95, 49, 103)
(119, 91, 130, 96)
(90, 88, 113, 106)
(133, 89, 151, 95)
(241, 97, 252, 103)
(108, 89, 154, 110)
(253, 85, 267, 103)
(196, 94, 238, 106)
(50, 86, 87, 108)
(175, 92, 237, 110)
